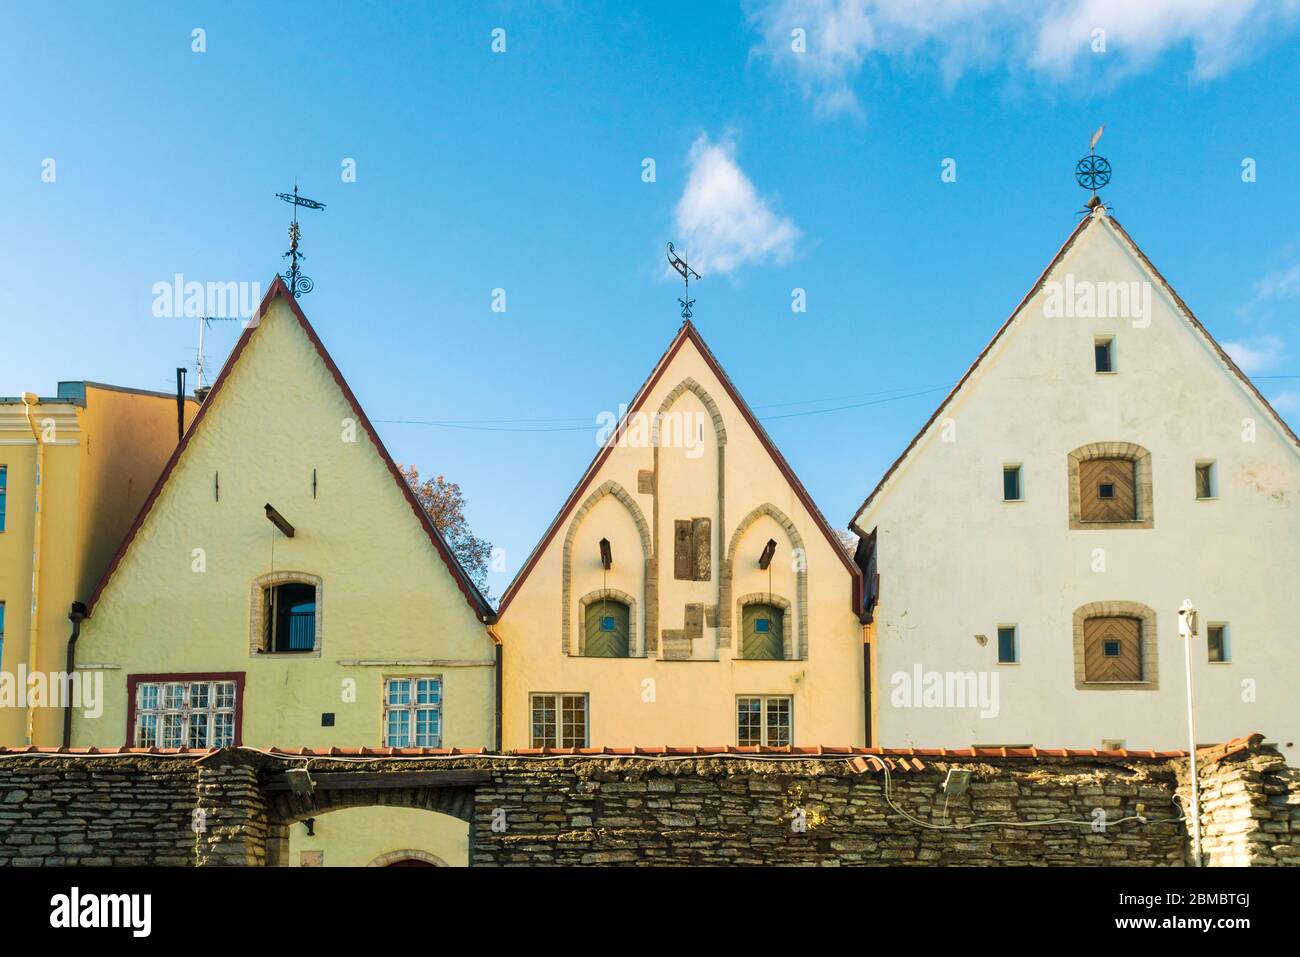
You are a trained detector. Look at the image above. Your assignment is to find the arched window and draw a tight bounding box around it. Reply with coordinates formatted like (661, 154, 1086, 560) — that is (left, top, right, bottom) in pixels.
(250, 572, 323, 656)
(583, 597, 630, 658)
(741, 602, 785, 660)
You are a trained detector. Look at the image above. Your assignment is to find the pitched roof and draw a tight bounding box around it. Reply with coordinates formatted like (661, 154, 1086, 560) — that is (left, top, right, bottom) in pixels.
(495, 320, 863, 617)
(850, 207, 1300, 533)
(84, 276, 494, 621)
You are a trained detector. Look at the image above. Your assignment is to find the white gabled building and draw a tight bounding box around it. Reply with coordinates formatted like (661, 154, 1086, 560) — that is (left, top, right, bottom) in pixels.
(851, 200, 1300, 763)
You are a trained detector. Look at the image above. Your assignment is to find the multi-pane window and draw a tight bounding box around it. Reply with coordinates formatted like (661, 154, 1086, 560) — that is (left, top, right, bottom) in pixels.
(1207, 623, 1230, 663)
(133, 679, 237, 748)
(530, 693, 588, 748)
(1002, 465, 1022, 501)
(737, 695, 793, 747)
(997, 625, 1019, 663)
(0, 464, 7, 531)
(383, 677, 443, 747)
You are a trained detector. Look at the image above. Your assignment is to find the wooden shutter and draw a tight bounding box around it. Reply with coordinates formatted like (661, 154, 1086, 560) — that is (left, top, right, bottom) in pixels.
(1079, 458, 1137, 522)
(691, 518, 711, 580)
(673, 520, 693, 580)
(742, 603, 785, 660)
(1083, 616, 1142, 681)
(584, 600, 630, 658)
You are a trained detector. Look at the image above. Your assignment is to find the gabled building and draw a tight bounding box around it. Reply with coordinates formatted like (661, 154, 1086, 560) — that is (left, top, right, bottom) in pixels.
(851, 201, 1300, 763)
(494, 320, 867, 749)
(71, 278, 498, 865)
(0, 382, 196, 746)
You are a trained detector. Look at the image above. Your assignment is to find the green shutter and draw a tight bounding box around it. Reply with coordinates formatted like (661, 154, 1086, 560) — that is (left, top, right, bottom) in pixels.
(584, 600, 630, 658)
(742, 603, 784, 660)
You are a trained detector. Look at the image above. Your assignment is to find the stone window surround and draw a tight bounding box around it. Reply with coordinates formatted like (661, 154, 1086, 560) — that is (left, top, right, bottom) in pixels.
(366, 849, 449, 867)
(250, 571, 324, 658)
(1067, 441, 1154, 530)
(575, 588, 640, 658)
(734, 592, 794, 660)
(1072, 600, 1159, 690)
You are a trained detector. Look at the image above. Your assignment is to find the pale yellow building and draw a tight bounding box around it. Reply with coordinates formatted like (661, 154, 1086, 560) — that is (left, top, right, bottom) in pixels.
(494, 320, 868, 749)
(70, 278, 498, 866)
(0, 381, 196, 747)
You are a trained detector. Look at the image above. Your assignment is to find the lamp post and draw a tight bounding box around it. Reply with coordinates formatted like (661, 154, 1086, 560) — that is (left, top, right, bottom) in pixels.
(1178, 598, 1203, 866)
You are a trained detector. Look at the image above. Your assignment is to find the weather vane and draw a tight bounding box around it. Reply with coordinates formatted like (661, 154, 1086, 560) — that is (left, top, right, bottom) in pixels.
(666, 242, 701, 321)
(275, 182, 326, 297)
(1075, 125, 1111, 205)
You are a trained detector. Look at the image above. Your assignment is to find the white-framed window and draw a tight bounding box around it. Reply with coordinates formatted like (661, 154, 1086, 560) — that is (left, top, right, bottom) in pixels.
(737, 695, 793, 747)
(530, 693, 588, 748)
(997, 624, 1019, 663)
(1207, 623, 1231, 663)
(133, 678, 237, 748)
(383, 676, 443, 747)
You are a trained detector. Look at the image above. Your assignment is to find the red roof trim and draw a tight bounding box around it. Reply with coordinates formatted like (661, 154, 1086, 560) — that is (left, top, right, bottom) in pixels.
(850, 211, 1300, 533)
(496, 320, 862, 617)
(84, 277, 493, 620)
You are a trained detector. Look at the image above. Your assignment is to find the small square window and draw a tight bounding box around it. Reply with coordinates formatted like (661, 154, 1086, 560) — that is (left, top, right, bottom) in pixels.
(1095, 338, 1115, 373)
(1103, 639, 1122, 657)
(1003, 465, 1022, 502)
(1208, 624, 1230, 663)
(997, 625, 1018, 664)
(755, 618, 771, 633)
(1098, 483, 1115, 499)
(1196, 461, 1217, 500)
(600, 616, 615, 632)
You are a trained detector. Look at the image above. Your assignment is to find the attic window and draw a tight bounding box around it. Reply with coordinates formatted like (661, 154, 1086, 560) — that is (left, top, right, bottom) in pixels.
(1003, 465, 1023, 502)
(1095, 337, 1115, 373)
(250, 573, 323, 656)
(1196, 461, 1217, 500)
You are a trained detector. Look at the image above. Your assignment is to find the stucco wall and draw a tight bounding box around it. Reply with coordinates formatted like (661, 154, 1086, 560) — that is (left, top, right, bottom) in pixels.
(857, 211, 1300, 763)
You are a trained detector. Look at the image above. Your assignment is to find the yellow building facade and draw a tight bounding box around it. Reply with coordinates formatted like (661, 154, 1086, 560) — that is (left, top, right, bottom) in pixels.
(494, 321, 868, 749)
(70, 280, 497, 866)
(0, 381, 195, 747)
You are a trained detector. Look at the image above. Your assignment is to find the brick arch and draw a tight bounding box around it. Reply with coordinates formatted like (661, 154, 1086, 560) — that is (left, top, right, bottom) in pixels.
(721, 504, 808, 659)
(561, 481, 652, 656)
(651, 377, 727, 447)
(1071, 600, 1159, 690)
(577, 588, 640, 657)
(1067, 441, 1154, 530)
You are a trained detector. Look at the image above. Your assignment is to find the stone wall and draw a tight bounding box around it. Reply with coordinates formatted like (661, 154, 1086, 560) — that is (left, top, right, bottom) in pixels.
(1, 738, 1297, 866)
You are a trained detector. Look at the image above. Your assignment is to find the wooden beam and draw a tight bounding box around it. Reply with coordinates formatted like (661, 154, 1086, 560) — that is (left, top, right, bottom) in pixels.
(264, 503, 295, 538)
(263, 770, 490, 791)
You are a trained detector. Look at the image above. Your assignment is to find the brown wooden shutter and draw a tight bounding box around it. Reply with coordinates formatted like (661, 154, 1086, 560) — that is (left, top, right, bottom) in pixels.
(1083, 616, 1142, 681)
(691, 517, 711, 581)
(674, 521, 693, 579)
(1079, 458, 1137, 522)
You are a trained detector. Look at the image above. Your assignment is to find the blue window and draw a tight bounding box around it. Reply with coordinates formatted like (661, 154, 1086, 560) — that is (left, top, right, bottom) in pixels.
(0, 464, 7, 531)
(997, 625, 1018, 663)
(755, 618, 771, 633)
(600, 616, 615, 632)
(1103, 639, 1122, 657)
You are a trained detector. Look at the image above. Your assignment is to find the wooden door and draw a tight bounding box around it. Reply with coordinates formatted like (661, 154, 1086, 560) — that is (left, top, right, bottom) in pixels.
(1083, 616, 1142, 681)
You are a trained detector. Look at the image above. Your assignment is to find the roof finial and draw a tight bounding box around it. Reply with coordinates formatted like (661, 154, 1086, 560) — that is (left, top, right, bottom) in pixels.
(1075, 125, 1111, 209)
(275, 180, 327, 298)
(666, 242, 701, 322)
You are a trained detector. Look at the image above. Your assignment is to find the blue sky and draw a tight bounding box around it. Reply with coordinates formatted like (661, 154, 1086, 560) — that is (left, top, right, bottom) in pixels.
(3, 1, 1299, 596)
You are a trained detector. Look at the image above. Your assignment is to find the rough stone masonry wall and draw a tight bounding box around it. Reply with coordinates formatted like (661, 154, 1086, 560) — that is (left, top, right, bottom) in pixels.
(1178, 745, 1300, 867)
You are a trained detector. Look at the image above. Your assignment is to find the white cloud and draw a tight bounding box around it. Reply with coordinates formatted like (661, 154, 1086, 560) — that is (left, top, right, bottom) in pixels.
(748, 0, 1300, 117)
(1252, 262, 1300, 302)
(1269, 389, 1300, 420)
(1222, 335, 1286, 375)
(673, 134, 801, 276)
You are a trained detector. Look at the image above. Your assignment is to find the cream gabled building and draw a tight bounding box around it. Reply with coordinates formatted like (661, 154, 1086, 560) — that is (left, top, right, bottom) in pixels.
(71, 278, 498, 865)
(851, 201, 1300, 763)
(494, 320, 867, 749)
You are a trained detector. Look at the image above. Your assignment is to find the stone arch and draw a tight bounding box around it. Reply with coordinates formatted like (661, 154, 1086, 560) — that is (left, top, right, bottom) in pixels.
(576, 588, 639, 657)
(249, 570, 323, 656)
(734, 591, 795, 659)
(651, 377, 727, 447)
(561, 481, 652, 656)
(722, 504, 808, 659)
(1071, 600, 1159, 690)
(367, 848, 450, 867)
(1067, 441, 1154, 529)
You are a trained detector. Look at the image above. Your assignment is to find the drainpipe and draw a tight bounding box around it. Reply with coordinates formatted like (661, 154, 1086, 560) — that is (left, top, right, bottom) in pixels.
(487, 625, 504, 752)
(21, 393, 43, 745)
(62, 602, 87, 748)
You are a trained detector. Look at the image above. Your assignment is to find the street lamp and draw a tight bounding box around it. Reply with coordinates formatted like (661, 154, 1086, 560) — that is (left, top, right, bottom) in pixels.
(1178, 598, 1203, 866)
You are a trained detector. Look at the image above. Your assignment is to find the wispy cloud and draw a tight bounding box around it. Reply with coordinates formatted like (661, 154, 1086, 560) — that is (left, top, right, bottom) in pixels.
(1223, 335, 1286, 375)
(1269, 389, 1300, 421)
(748, 0, 1300, 117)
(673, 134, 801, 276)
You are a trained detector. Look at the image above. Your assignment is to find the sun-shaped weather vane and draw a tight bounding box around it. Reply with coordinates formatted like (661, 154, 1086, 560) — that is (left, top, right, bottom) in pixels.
(1075, 125, 1111, 204)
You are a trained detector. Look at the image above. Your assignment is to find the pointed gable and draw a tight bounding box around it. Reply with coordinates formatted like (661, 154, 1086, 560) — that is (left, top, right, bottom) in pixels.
(497, 320, 861, 617)
(85, 277, 493, 620)
(851, 206, 1300, 532)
